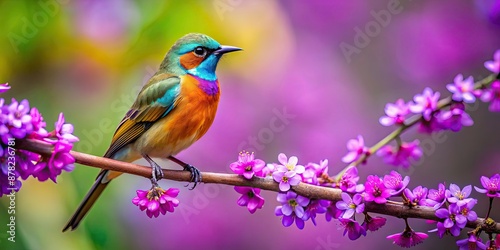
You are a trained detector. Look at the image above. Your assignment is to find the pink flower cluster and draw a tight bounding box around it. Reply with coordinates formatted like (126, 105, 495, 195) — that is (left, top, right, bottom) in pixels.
(0, 84, 79, 196)
(132, 186, 180, 218)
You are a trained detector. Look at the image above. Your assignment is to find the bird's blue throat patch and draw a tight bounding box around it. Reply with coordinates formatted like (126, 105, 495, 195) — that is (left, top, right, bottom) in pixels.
(192, 75, 219, 96)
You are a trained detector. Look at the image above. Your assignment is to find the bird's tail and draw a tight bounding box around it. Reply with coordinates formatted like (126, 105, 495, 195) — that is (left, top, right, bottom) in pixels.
(62, 170, 110, 232)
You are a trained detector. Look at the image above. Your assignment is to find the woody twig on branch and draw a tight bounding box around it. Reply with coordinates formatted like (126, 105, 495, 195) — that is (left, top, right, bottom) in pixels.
(15, 138, 500, 236)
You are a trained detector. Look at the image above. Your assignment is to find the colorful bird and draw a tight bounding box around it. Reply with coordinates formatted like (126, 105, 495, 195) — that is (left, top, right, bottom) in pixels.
(63, 33, 241, 231)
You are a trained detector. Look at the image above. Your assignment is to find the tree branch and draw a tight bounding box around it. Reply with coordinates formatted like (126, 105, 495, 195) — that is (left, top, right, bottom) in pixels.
(16, 138, 500, 234)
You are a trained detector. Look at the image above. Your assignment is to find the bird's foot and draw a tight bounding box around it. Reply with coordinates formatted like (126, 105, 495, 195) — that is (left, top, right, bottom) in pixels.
(143, 154, 164, 186)
(183, 164, 202, 190)
(167, 156, 202, 189)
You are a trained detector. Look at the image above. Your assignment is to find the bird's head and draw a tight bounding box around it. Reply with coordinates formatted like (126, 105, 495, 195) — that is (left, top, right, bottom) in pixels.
(160, 33, 241, 81)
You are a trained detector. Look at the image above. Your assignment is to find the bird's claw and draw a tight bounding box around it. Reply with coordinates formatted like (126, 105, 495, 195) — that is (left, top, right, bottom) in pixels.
(143, 154, 164, 186)
(154, 164, 164, 180)
(183, 164, 201, 190)
(150, 164, 164, 186)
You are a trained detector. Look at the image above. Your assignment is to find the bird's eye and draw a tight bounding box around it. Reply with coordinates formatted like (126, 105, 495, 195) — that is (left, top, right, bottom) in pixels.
(193, 47, 207, 57)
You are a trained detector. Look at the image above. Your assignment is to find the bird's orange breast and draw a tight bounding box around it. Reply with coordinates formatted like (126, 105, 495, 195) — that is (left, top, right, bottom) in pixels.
(168, 74, 220, 142)
(136, 74, 220, 157)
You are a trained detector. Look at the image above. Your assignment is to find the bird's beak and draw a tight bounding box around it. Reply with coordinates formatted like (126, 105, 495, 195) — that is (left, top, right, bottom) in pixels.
(214, 45, 242, 55)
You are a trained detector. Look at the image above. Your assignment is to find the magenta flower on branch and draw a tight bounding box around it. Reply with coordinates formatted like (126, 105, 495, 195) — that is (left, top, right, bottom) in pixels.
(13, 149, 36, 180)
(458, 199, 478, 222)
(341, 135, 370, 164)
(335, 192, 364, 219)
(485, 49, 500, 73)
(230, 151, 265, 179)
(363, 175, 391, 204)
(234, 186, 265, 214)
(362, 213, 387, 232)
(435, 204, 466, 236)
(273, 170, 301, 192)
(418, 112, 444, 134)
(403, 186, 428, 206)
(31, 141, 75, 182)
(446, 74, 477, 103)
(386, 226, 428, 248)
(456, 234, 487, 250)
(15, 149, 39, 180)
(474, 173, 500, 198)
(339, 218, 366, 240)
(379, 99, 410, 126)
(409, 87, 440, 121)
(260, 163, 276, 177)
(377, 140, 422, 168)
(2, 98, 33, 142)
(29, 108, 48, 139)
(430, 221, 453, 238)
(425, 183, 447, 209)
(333, 166, 364, 193)
(325, 201, 342, 222)
(439, 103, 473, 132)
(132, 186, 180, 218)
(7, 99, 32, 130)
(481, 80, 500, 112)
(52, 113, 79, 143)
(275, 191, 310, 229)
(276, 191, 309, 218)
(382, 170, 410, 196)
(302, 159, 328, 185)
(447, 184, 474, 206)
(302, 199, 329, 226)
(272, 153, 304, 192)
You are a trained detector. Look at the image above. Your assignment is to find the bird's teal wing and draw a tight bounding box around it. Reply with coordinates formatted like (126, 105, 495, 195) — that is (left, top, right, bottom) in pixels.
(103, 73, 181, 158)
